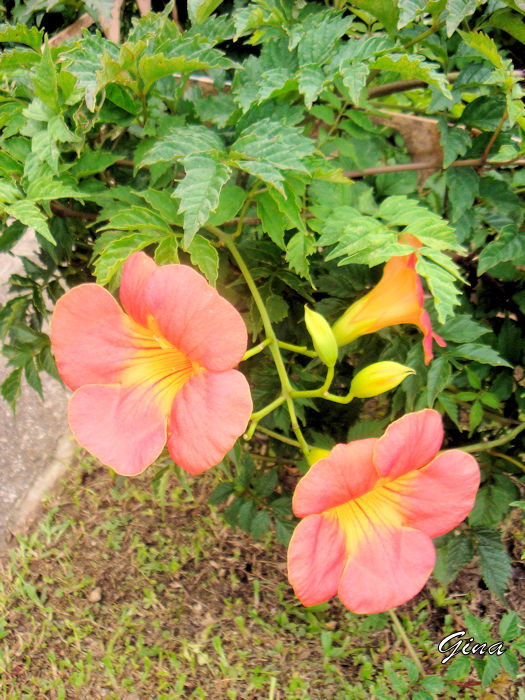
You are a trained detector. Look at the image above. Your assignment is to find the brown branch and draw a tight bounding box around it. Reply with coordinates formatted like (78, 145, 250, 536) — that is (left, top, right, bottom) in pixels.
(480, 110, 508, 164)
(48, 13, 94, 46)
(50, 201, 97, 221)
(343, 157, 525, 179)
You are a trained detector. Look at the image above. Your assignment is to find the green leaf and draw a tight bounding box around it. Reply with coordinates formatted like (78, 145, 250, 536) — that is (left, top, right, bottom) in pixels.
(176, 154, 231, 247)
(459, 30, 507, 69)
(251, 510, 272, 540)
(70, 150, 125, 178)
(0, 23, 44, 50)
(481, 651, 502, 689)
(138, 53, 211, 94)
(257, 191, 286, 249)
(208, 481, 234, 505)
(297, 64, 327, 109)
(474, 527, 512, 601)
(469, 400, 483, 431)
(34, 41, 58, 110)
(187, 234, 219, 286)
(154, 236, 179, 265)
(238, 500, 256, 533)
(275, 519, 295, 546)
(445, 655, 471, 680)
(485, 10, 525, 44)
(139, 126, 226, 167)
(427, 356, 451, 406)
(94, 231, 161, 285)
(446, 0, 478, 36)
(339, 62, 369, 104)
(24, 358, 43, 400)
(371, 53, 452, 98)
(438, 315, 490, 343)
(416, 255, 461, 323)
(454, 343, 512, 367)
(3, 201, 55, 244)
(0, 367, 22, 412)
(437, 118, 472, 168)
(397, 0, 426, 28)
(499, 612, 520, 642)
(207, 185, 245, 226)
(25, 177, 87, 202)
(255, 469, 278, 498)
(435, 532, 474, 585)
(461, 96, 507, 131)
(447, 167, 479, 222)
(437, 393, 461, 429)
(286, 231, 317, 279)
(478, 226, 525, 275)
(420, 676, 445, 694)
(99, 206, 175, 235)
(351, 0, 399, 34)
(188, 0, 226, 24)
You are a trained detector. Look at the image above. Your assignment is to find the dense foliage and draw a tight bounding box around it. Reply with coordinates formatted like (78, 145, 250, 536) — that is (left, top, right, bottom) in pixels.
(0, 0, 524, 659)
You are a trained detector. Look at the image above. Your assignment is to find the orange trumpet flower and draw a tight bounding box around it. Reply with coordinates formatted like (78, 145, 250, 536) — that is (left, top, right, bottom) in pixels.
(332, 252, 445, 364)
(51, 252, 252, 476)
(288, 410, 480, 614)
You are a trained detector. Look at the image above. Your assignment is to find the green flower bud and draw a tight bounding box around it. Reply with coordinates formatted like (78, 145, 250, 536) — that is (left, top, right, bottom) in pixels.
(350, 361, 415, 399)
(304, 306, 338, 368)
(306, 447, 331, 466)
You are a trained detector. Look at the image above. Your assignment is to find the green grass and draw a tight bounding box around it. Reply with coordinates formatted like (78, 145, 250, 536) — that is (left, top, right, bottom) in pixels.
(0, 452, 523, 699)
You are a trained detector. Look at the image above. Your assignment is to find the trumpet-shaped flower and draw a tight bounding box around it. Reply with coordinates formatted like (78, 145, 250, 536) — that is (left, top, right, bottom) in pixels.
(51, 252, 252, 476)
(287, 410, 479, 614)
(332, 253, 446, 365)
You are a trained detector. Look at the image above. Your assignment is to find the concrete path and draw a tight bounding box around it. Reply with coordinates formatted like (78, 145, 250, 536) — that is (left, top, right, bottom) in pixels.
(0, 231, 71, 552)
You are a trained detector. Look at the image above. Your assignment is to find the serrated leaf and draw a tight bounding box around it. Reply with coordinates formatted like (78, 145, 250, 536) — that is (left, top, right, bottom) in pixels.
(397, 0, 426, 28)
(208, 481, 234, 505)
(238, 500, 256, 533)
(459, 30, 506, 69)
(416, 256, 461, 323)
(98, 206, 174, 235)
(275, 518, 295, 546)
(70, 150, 124, 178)
(438, 315, 490, 343)
(499, 612, 520, 642)
(251, 510, 272, 540)
(371, 53, 452, 98)
(447, 167, 479, 222)
(207, 185, 245, 226)
(437, 118, 472, 168)
(481, 650, 502, 689)
(446, 0, 478, 36)
(139, 126, 226, 167)
(340, 62, 369, 104)
(94, 231, 161, 285)
(486, 9, 525, 44)
(3, 201, 55, 244)
(461, 96, 507, 131)
(286, 231, 316, 279)
(478, 226, 525, 275)
(257, 191, 286, 248)
(176, 154, 231, 247)
(475, 527, 512, 601)
(445, 655, 471, 680)
(297, 64, 326, 109)
(351, 0, 399, 34)
(455, 343, 512, 367)
(24, 358, 43, 400)
(34, 42, 58, 110)
(438, 393, 461, 429)
(188, 0, 226, 24)
(1, 367, 22, 412)
(255, 469, 278, 498)
(138, 53, 210, 94)
(0, 22, 44, 50)
(187, 234, 219, 286)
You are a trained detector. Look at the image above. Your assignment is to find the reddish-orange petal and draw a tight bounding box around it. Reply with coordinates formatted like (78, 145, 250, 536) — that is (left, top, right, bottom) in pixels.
(287, 514, 346, 606)
(145, 265, 248, 371)
(167, 369, 252, 474)
(50, 284, 134, 391)
(390, 450, 480, 538)
(374, 409, 443, 479)
(68, 384, 167, 476)
(292, 439, 378, 518)
(338, 525, 435, 614)
(119, 251, 158, 326)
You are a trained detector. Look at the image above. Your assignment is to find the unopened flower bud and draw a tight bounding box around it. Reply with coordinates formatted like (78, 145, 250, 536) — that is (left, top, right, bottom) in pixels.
(350, 361, 415, 399)
(306, 447, 331, 466)
(304, 306, 338, 368)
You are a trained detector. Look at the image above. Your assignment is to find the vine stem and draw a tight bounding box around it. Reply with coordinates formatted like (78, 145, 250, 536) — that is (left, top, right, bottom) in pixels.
(487, 449, 525, 473)
(388, 610, 426, 676)
(291, 366, 335, 399)
(404, 19, 446, 49)
(254, 426, 302, 449)
(206, 224, 311, 456)
(277, 341, 317, 358)
(242, 338, 271, 361)
(459, 421, 525, 455)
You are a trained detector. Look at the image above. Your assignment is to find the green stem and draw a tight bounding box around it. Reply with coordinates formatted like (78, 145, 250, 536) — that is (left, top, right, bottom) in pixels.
(207, 225, 311, 456)
(487, 449, 525, 473)
(277, 341, 317, 358)
(245, 396, 286, 439)
(291, 366, 335, 399)
(242, 338, 271, 361)
(388, 610, 425, 676)
(460, 422, 525, 455)
(322, 389, 355, 404)
(233, 183, 260, 239)
(254, 425, 302, 449)
(404, 19, 446, 49)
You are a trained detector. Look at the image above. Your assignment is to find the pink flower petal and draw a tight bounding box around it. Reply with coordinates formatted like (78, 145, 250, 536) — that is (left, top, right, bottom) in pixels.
(119, 251, 158, 326)
(50, 284, 134, 391)
(68, 384, 167, 476)
(338, 525, 435, 614)
(145, 265, 247, 371)
(390, 450, 480, 538)
(287, 514, 346, 606)
(374, 409, 443, 479)
(293, 440, 379, 518)
(167, 369, 252, 474)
